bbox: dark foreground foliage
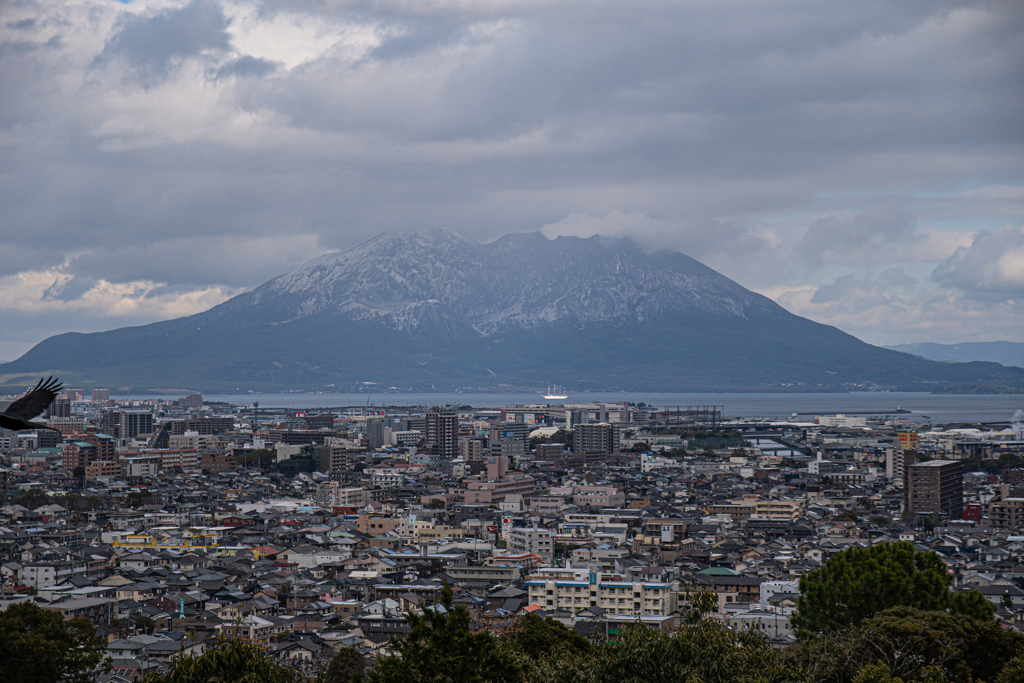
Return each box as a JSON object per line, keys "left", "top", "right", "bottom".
{"left": 147, "top": 585, "right": 1023, "bottom": 683}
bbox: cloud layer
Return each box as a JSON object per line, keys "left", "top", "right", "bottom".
{"left": 0, "top": 0, "right": 1022, "bottom": 360}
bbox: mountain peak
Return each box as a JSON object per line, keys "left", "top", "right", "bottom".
{"left": 6, "top": 229, "right": 1024, "bottom": 393}
{"left": 212, "top": 229, "right": 780, "bottom": 335}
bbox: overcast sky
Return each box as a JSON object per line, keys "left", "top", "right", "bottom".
{"left": 1, "top": 0, "right": 1022, "bottom": 361}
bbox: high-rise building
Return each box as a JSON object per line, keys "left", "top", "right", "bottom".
{"left": 66, "top": 388, "right": 85, "bottom": 401}
{"left": 119, "top": 411, "right": 154, "bottom": 439}
{"left": 366, "top": 419, "right": 390, "bottom": 449}
{"left": 91, "top": 388, "right": 110, "bottom": 403}
{"left": 100, "top": 410, "right": 121, "bottom": 438}
{"left": 46, "top": 397, "right": 71, "bottom": 419}
{"left": 424, "top": 408, "right": 458, "bottom": 462}
{"left": 906, "top": 460, "right": 963, "bottom": 518}
{"left": 574, "top": 423, "right": 620, "bottom": 456}
{"left": 886, "top": 447, "right": 915, "bottom": 480}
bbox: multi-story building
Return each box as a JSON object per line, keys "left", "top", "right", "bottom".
{"left": 85, "top": 459, "right": 124, "bottom": 478}
{"left": 508, "top": 526, "right": 554, "bottom": 564}
{"left": 572, "top": 485, "right": 625, "bottom": 508}
{"left": 62, "top": 433, "right": 117, "bottom": 470}
{"left": 47, "top": 418, "right": 87, "bottom": 435}
{"left": 424, "top": 408, "right": 458, "bottom": 463}
{"left": 46, "top": 397, "right": 71, "bottom": 419}
{"left": 989, "top": 497, "right": 1024, "bottom": 531}
{"left": 458, "top": 437, "right": 485, "bottom": 462}
{"left": 201, "top": 453, "right": 238, "bottom": 473}
{"left": 754, "top": 499, "right": 804, "bottom": 521}
{"left": 120, "top": 411, "right": 154, "bottom": 439}
{"left": 366, "top": 419, "right": 390, "bottom": 449}
{"left": 887, "top": 447, "right": 912, "bottom": 480}
{"left": 535, "top": 443, "right": 564, "bottom": 461}
{"left": 91, "top": 388, "right": 110, "bottom": 402}
{"left": 463, "top": 475, "right": 535, "bottom": 504}
{"left": 526, "top": 571, "right": 677, "bottom": 617}
{"left": 574, "top": 423, "right": 620, "bottom": 456}
{"left": 906, "top": 459, "right": 963, "bottom": 518}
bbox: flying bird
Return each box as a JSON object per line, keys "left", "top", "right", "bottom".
{"left": 0, "top": 376, "right": 63, "bottom": 432}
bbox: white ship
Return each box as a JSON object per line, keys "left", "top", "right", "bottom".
{"left": 542, "top": 385, "right": 568, "bottom": 400}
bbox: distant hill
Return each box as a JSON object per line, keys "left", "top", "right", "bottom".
{"left": 3, "top": 230, "right": 1024, "bottom": 394}
{"left": 885, "top": 342, "right": 1024, "bottom": 369}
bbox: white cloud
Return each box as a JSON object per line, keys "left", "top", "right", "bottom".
{"left": 933, "top": 223, "right": 1024, "bottom": 299}
{"left": 0, "top": 267, "right": 241, "bottom": 319}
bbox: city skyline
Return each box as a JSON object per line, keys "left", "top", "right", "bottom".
{"left": 0, "top": 0, "right": 1022, "bottom": 360}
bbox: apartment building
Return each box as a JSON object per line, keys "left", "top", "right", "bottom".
{"left": 754, "top": 499, "right": 804, "bottom": 521}
{"left": 574, "top": 423, "right": 620, "bottom": 455}
{"left": 572, "top": 485, "right": 625, "bottom": 508}
{"left": 526, "top": 571, "right": 676, "bottom": 616}
{"left": 508, "top": 526, "right": 554, "bottom": 564}
{"left": 463, "top": 475, "right": 535, "bottom": 504}
{"left": 906, "top": 460, "right": 963, "bottom": 518}
{"left": 989, "top": 498, "right": 1024, "bottom": 531}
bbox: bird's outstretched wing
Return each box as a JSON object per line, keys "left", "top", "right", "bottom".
{"left": 3, "top": 376, "right": 63, "bottom": 421}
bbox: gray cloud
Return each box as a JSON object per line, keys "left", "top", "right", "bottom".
{"left": 0, "top": 0, "right": 1022, "bottom": 355}
{"left": 801, "top": 202, "right": 916, "bottom": 263}
{"left": 932, "top": 223, "right": 1024, "bottom": 300}
{"left": 214, "top": 55, "right": 279, "bottom": 80}
{"left": 99, "top": 0, "right": 231, "bottom": 80}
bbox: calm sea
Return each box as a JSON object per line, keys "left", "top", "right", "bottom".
{"left": 123, "top": 391, "right": 1024, "bottom": 425}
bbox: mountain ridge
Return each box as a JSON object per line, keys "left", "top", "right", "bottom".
{"left": 3, "top": 229, "right": 1023, "bottom": 394}
{"left": 885, "top": 341, "right": 1024, "bottom": 369}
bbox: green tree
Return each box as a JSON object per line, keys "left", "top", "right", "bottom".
{"left": 134, "top": 615, "right": 156, "bottom": 635}
{"left": 322, "top": 646, "right": 366, "bottom": 683}
{"left": 996, "top": 653, "right": 1024, "bottom": 683}
{"left": 239, "top": 449, "right": 277, "bottom": 469}
{"left": 504, "top": 613, "right": 592, "bottom": 660}
{"left": 783, "top": 606, "right": 1024, "bottom": 683}
{"left": 949, "top": 588, "right": 995, "bottom": 621}
{"left": 368, "top": 584, "right": 521, "bottom": 683}
{"left": 0, "top": 601, "right": 106, "bottom": 683}
{"left": 12, "top": 488, "right": 52, "bottom": 509}
{"left": 125, "top": 490, "right": 153, "bottom": 508}
{"left": 792, "top": 542, "right": 969, "bottom": 634}
{"left": 426, "top": 498, "right": 447, "bottom": 509}
{"left": 144, "top": 636, "right": 302, "bottom": 683}
{"left": 527, "top": 616, "right": 796, "bottom": 683}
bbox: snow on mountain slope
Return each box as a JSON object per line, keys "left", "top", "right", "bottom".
{"left": 204, "top": 228, "right": 785, "bottom": 337}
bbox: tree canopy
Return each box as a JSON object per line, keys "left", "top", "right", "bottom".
{"left": 792, "top": 542, "right": 992, "bottom": 635}
{"left": 783, "top": 606, "right": 1024, "bottom": 683}
{"left": 0, "top": 601, "right": 106, "bottom": 683}
{"left": 504, "top": 612, "right": 592, "bottom": 660}
{"left": 322, "top": 646, "right": 366, "bottom": 683}
{"left": 368, "top": 584, "right": 521, "bottom": 683}
{"left": 143, "top": 636, "right": 301, "bottom": 683}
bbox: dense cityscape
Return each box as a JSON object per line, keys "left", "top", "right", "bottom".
{"left": 2, "top": 387, "right": 1024, "bottom": 681}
